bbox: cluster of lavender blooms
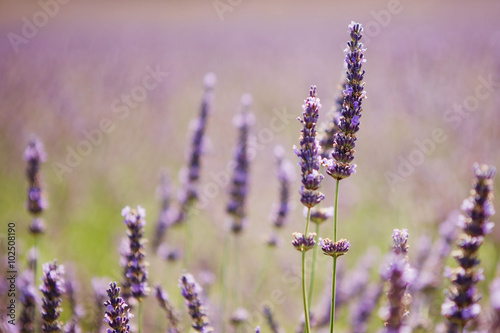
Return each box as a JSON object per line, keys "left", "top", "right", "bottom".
{"left": 323, "top": 22, "right": 366, "bottom": 180}
{"left": 267, "top": 145, "right": 294, "bottom": 246}
{"left": 227, "top": 94, "right": 254, "bottom": 233}
{"left": 121, "top": 206, "right": 149, "bottom": 302}
{"left": 179, "top": 273, "right": 214, "bottom": 333}
{"left": 380, "top": 229, "right": 414, "bottom": 332}
{"left": 442, "top": 164, "right": 496, "bottom": 331}
{"left": 174, "top": 73, "right": 217, "bottom": 225}
{"left": 294, "top": 85, "right": 325, "bottom": 209}
{"left": 154, "top": 285, "right": 181, "bottom": 333}
{"left": 24, "top": 137, "right": 47, "bottom": 234}
{"left": 19, "top": 271, "right": 37, "bottom": 333}
{"left": 40, "top": 261, "right": 65, "bottom": 332}
{"left": 104, "top": 282, "right": 133, "bottom": 333}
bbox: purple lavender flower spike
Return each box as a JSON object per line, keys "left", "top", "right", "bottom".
{"left": 381, "top": 229, "right": 413, "bottom": 332}
{"left": 325, "top": 22, "right": 366, "bottom": 180}
{"left": 227, "top": 94, "right": 254, "bottom": 233}
{"left": 104, "top": 282, "right": 133, "bottom": 333}
{"left": 294, "top": 86, "right": 325, "bottom": 208}
{"left": 179, "top": 273, "right": 214, "bottom": 333}
{"left": 174, "top": 73, "right": 216, "bottom": 225}
{"left": 40, "top": 261, "right": 65, "bottom": 333}
{"left": 272, "top": 145, "right": 294, "bottom": 229}
{"left": 155, "top": 285, "right": 181, "bottom": 333}
{"left": 122, "top": 206, "right": 149, "bottom": 302}
{"left": 24, "top": 137, "right": 48, "bottom": 215}
{"left": 19, "top": 271, "right": 36, "bottom": 333}
{"left": 263, "top": 306, "right": 281, "bottom": 333}
{"left": 442, "top": 164, "right": 496, "bottom": 331}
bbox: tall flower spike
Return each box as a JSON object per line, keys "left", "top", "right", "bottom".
{"left": 40, "top": 261, "right": 65, "bottom": 333}
{"left": 104, "top": 282, "right": 133, "bottom": 333}
{"left": 155, "top": 285, "right": 181, "bottom": 333}
{"left": 442, "top": 164, "right": 496, "bottom": 331}
{"left": 122, "top": 206, "right": 149, "bottom": 301}
{"left": 227, "top": 94, "right": 253, "bottom": 233}
{"left": 271, "top": 145, "right": 294, "bottom": 229}
{"left": 294, "top": 86, "right": 325, "bottom": 208}
{"left": 325, "top": 22, "right": 366, "bottom": 180}
{"left": 179, "top": 273, "right": 214, "bottom": 333}
{"left": 174, "top": 73, "right": 216, "bottom": 225}
{"left": 381, "top": 229, "right": 413, "bottom": 332}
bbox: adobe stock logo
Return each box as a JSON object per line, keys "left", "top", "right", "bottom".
{"left": 7, "top": 0, "right": 72, "bottom": 54}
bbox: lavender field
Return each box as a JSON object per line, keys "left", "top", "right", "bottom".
{"left": 1, "top": 1, "right": 500, "bottom": 332}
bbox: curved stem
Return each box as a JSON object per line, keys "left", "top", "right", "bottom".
{"left": 308, "top": 222, "right": 320, "bottom": 306}
{"left": 330, "top": 179, "right": 340, "bottom": 333}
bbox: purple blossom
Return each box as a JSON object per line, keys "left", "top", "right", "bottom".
{"left": 294, "top": 86, "right": 325, "bottom": 208}
{"left": 24, "top": 137, "right": 48, "bottom": 216}
{"left": 155, "top": 285, "right": 181, "bottom": 333}
{"left": 321, "top": 238, "right": 350, "bottom": 257}
{"left": 292, "top": 232, "right": 317, "bottom": 252}
{"left": 179, "top": 273, "right": 213, "bottom": 333}
{"left": 325, "top": 22, "right": 366, "bottom": 181}
{"left": 104, "top": 282, "right": 133, "bottom": 333}
{"left": 40, "top": 261, "right": 65, "bottom": 333}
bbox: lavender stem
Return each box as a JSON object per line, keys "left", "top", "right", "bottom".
{"left": 330, "top": 179, "right": 340, "bottom": 333}
{"left": 302, "top": 207, "right": 312, "bottom": 333}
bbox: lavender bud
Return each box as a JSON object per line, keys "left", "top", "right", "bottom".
{"left": 227, "top": 95, "right": 254, "bottom": 233}
{"left": 40, "top": 261, "right": 65, "bottom": 333}
{"left": 122, "top": 206, "right": 149, "bottom": 301}
{"left": 309, "top": 206, "right": 335, "bottom": 225}
{"left": 294, "top": 86, "right": 325, "bottom": 208}
{"left": 321, "top": 238, "right": 350, "bottom": 257}
{"left": 392, "top": 229, "right": 409, "bottom": 255}
{"left": 292, "top": 232, "right": 316, "bottom": 252}
{"left": 24, "top": 137, "right": 48, "bottom": 216}
{"left": 29, "top": 217, "right": 46, "bottom": 235}
{"left": 230, "top": 307, "right": 249, "bottom": 327}
{"left": 442, "top": 164, "right": 496, "bottom": 330}
{"left": 104, "top": 282, "right": 133, "bottom": 333}
{"left": 263, "top": 306, "right": 281, "bottom": 333}
{"left": 155, "top": 285, "right": 181, "bottom": 333}
{"left": 179, "top": 273, "right": 214, "bottom": 333}
{"left": 325, "top": 22, "right": 366, "bottom": 181}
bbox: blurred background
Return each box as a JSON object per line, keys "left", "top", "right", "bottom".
{"left": 1, "top": 0, "right": 500, "bottom": 331}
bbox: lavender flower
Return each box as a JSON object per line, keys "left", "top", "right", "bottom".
{"left": 292, "top": 232, "right": 317, "bottom": 252}
{"left": 122, "top": 206, "right": 149, "bottom": 301}
{"left": 271, "top": 145, "right": 294, "bottom": 229}
{"left": 104, "top": 282, "right": 133, "bottom": 333}
{"left": 381, "top": 229, "right": 413, "bottom": 332}
{"left": 174, "top": 73, "right": 216, "bottom": 225}
{"left": 227, "top": 94, "right": 253, "bottom": 233}
{"left": 40, "top": 261, "right": 65, "bottom": 333}
{"left": 230, "top": 307, "right": 249, "bottom": 328}
{"left": 179, "top": 273, "right": 214, "bottom": 333}
{"left": 152, "top": 172, "right": 172, "bottom": 251}
{"left": 19, "top": 271, "right": 36, "bottom": 333}
{"left": 294, "top": 86, "right": 325, "bottom": 208}
{"left": 321, "top": 238, "right": 350, "bottom": 257}
{"left": 155, "top": 285, "right": 181, "bottom": 333}
{"left": 442, "top": 164, "right": 496, "bottom": 331}
{"left": 24, "top": 137, "right": 48, "bottom": 215}
{"left": 263, "top": 306, "right": 281, "bottom": 333}
{"left": 324, "top": 22, "right": 366, "bottom": 180}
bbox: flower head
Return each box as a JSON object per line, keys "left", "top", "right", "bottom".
{"left": 294, "top": 86, "right": 325, "bottom": 208}
{"left": 321, "top": 238, "right": 350, "bottom": 257}
{"left": 104, "top": 282, "right": 133, "bottom": 333}
{"left": 309, "top": 206, "right": 335, "bottom": 225}
{"left": 179, "top": 273, "right": 214, "bottom": 333}
{"left": 292, "top": 232, "right": 316, "bottom": 252}
{"left": 25, "top": 137, "right": 48, "bottom": 216}
{"left": 40, "top": 261, "right": 65, "bottom": 332}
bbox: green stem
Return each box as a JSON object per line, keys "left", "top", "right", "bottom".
{"left": 233, "top": 234, "right": 240, "bottom": 307}
{"left": 138, "top": 301, "right": 143, "bottom": 333}
{"left": 330, "top": 179, "right": 340, "bottom": 333}
{"left": 308, "top": 222, "right": 320, "bottom": 306}
{"left": 301, "top": 207, "right": 312, "bottom": 333}
{"left": 253, "top": 246, "right": 272, "bottom": 299}
{"left": 330, "top": 256, "right": 338, "bottom": 333}
{"left": 220, "top": 234, "right": 231, "bottom": 333}
{"left": 301, "top": 251, "right": 311, "bottom": 333}
{"left": 183, "top": 211, "right": 191, "bottom": 269}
